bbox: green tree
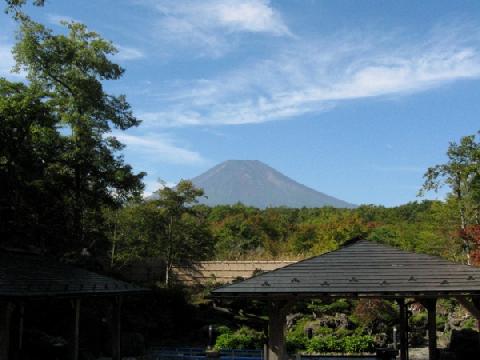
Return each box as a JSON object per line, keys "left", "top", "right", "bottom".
{"left": 153, "top": 180, "right": 212, "bottom": 286}
{"left": 106, "top": 181, "right": 212, "bottom": 286}
{"left": 0, "top": 79, "right": 66, "bottom": 250}
{"left": 105, "top": 201, "right": 165, "bottom": 268}
{"left": 2, "top": 13, "right": 144, "bottom": 256}
{"left": 420, "top": 133, "right": 480, "bottom": 263}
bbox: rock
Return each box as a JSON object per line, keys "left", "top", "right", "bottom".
{"left": 315, "top": 313, "right": 352, "bottom": 330}
{"left": 286, "top": 313, "right": 304, "bottom": 330}
{"left": 374, "top": 333, "right": 388, "bottom": 348}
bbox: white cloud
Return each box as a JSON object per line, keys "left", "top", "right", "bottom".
{"left": 115, "top": 45, "right": 145, "bottom": 61}
{"left": 0, "top": 44, "right": 24, "bottom": 80}
{"left": 142, "top": 178, "right": 177, "bottom": 197}
{"left": 115, "top": 133, "right": 207, "bottom": 165}
{"left": 140, "top": 25, "right": 480, "bottom": 127}
{"left": 46, "top": 14, "right": 78, "bottom": 25}
{"left": 145, "top": 0, "right": 290, "bottom": 57}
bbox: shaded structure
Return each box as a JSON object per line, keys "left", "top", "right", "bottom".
{"left": 0, "top": 250, "right": 147, "bottom": 360}
{"left": 211, "top": 240, "right": 480, "bottom": 360}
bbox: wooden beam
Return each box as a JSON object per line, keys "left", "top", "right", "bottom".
{"left": 423, "top": 299, "right": 437, "bottom": 360}
{"left": 397, "top": 298, "right": 408, "bottom": 360}
{"left": 473, "top": 297, "right": 480, "bottom": 331}
{"left": 456, "top": 296, "right": 480, "bottom": 331}
{"left": 0, "top": 301, "right": 14, "bottom": 360}
{"left": 111, "top": 296, "right": 122, "bottom": 360}
{"left": 455, "top": 296, "right": 480, "bottom": 318}
{"left": 72, "top": 299, "right": 81, "bottom": 360}
{"left": 455, "top": 296, "right": 480, "bottom": 320}
{"left": 267, "top": 300, "right": 291, "bottom": 360}
{"left": 18, "top": 302, "right": 24, "bottom": 351}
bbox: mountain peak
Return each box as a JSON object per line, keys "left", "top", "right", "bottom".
{"left": 191, "top": 160, "right": 355, "bottom": 208}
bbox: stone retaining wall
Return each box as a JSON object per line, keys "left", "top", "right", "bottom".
{"left": 173, "top": 260, "right": 295, "bottom": 284}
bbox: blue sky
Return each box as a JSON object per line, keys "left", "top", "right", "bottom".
{"left": 2, "top": 0, "right": 480, "bottom": 206}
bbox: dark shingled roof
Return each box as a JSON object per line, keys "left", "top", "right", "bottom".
{"left": 211, "top": 240, "right": 480, "bottom": 298}
{"left": 0, "top": 251, "right": 147, "bottom": 298}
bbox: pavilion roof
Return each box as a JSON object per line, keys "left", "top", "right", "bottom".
{"left": 211, "top": 240, "right": 480, "bottom": 298}
{"left": 0, "top": 250, "right": 147, "bottom": 298}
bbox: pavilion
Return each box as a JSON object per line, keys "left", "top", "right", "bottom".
{"left": 0, "top": 250, "right": 147, "bottom": 360}
{"left": 211, "top": 239, "right": 480, "bottom": 360}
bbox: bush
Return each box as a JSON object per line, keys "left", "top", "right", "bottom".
{"left": 214, "top": 327, "right": 265, "bottom": 350}
{"left": 410, "top": 312, "right": 427, "bottom": 328}
{"left": 343, "top": 335, "right": 375, "bottom": 353}
{"left": 309, "top": 299, "right": 352, "bottom": 315}
{"left": 307, "top": 336, "right": 342, "bottom": 353}
{"left": 462, "top": 317, "right": 477, "bottom": 330}
{"left": 286, "top": 332, "right": 308, "bottom": 353}
{"left": 306, "top": 335, "right": 375, "bottom": 354}
{"left": 436, "top": 315, "right": 447, "bottom": 331}
{"left": 316, "top": 326, "right": 334, "bottom": 336}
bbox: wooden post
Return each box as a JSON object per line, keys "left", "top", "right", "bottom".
{"left": 111, "top": 296, "right": 122, "bottom": 360}
{"left": 424, "top": 299, "right": 437, "bottom": 360}
{"left": 72, "top": 299, "right": 81, "bottom": 360}
{"left": 18, "top": 302, "right": 24, "bottom": 351}
{"left": 0, "top": 301, "right": 14, "bottom": 360}
{"left": 397, "top": 298, "right": 408, "bottom": 360}
{"left": 267, "top": 301, "right": 289, "bottom": 360}
{"left": 473, "top": 297, "right": 480, "bottom": 331}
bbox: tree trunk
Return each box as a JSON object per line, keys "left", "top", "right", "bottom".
{"left": 456, "top": 186, "right": 471, "bottom": 265}
{"left": 110, "top": 212, "right": 117, "bottom": 268}
{"left": 165, "top": 216, "right": 174, "bottom": 287}
{"left": 165, "top": 261, "right": 170, "bottom": 287}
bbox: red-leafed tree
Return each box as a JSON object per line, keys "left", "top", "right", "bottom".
{"left": 461, "top": 225, "right": 480, "bottom": 266}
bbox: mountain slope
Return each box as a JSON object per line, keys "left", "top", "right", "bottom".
{"left": 191, "top": 160, "right": 355, "bottom": 208}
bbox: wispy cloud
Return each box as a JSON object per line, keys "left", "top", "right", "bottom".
{"left": 139, "top": 24, "right": 480, "bottom": 127}
{"left": 143, "top": 0, "right": 290, "bottom": 57}
{"left": 46, "top": 15, "right": 144, "bottom": 61}
{"left": 115, "top": 45, "right": 145, "bottom": 61}
{"left": 142, "top": 178, "right": 177, "bottom": 197}
{"left": 115, "top": 133, "right": 207, "bottom": 165}
{"left": 46, "top": 14, "right": 78, "bottom": 25}
{"left": 0, "top": 43, "right": 24, "bottom": 80}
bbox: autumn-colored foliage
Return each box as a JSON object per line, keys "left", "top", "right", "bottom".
{"left": 461, "top": 225, "right": 480, "bottom": 266}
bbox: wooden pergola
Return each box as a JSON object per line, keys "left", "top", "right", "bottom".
{"left": 211, "top": 239, "right": 480, "bottom": 360}
{"left": 0, "top": 250, "right": 147, "bottom": 360}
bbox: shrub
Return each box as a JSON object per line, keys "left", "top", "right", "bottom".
{"left": 307, "top": 336, "right": 341, "bottom": 353}
{"left": 410, "top": 312, "right": 427, "bottom": 327}
{"left": 216, "top": 325, "right": 232, "bottom": 335}
{"left": 214, "top": 327, "right": 265, "bottom": 350}
{"left": 436, "top": 315, "right": 447, "bottom": 331}
{"left": 306, "top": 335, "right": 375, "bottom": 354}
{"left": 309, "top": 299, "right": 352, "bottom": 315}
{"left": 335, "top": 327, "right": 353, "bottom": 337}
{"left": 462, "top": 317, "right": 477, "bottom": 330}
{"left": 343, "top": 335, "right": 375, "bottom": 353}
{"left": 286, "top": 332, "right": 308, "bottom": 353}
